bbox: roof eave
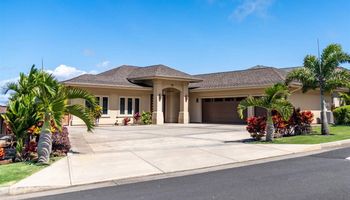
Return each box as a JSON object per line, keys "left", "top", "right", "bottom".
{"left": 63, "top": 82, "right": 152, "bottom": 91}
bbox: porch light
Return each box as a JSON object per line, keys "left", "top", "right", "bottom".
{"left": 185, "top": 94, "right": 188, "bottom": 102}
{"left": 158, "top": 93, "right": 162, "bottom": 101}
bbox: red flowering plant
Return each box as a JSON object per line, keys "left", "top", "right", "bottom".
{"left": 246, "top": 116, "right": 266, "bottom": 141}
{"left": 123, "top": 117, "right": 131, "bottom": 126}
{"left": 133, "top": 112, "right": 141, "bottom": 124}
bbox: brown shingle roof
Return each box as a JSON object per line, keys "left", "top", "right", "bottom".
{"left": 64, "top": 64, "right": 299, "bottom": 90}
{"left": 63, "top": 65, "right": 147, "bottom": 88}
{"left": 189, "top": 66, "right": 288, "bottom": 89}
{"left": 128, "top": 64, "right": 202, "bottom": 82}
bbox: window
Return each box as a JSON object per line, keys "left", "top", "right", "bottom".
{"left": 127, "top": 98, "right": 133, "bottom": 115}
{"left": 120, "top": 98, "right": 125, "bottom": 115}
{"left": 102, "top": 97, "right": 108, "bottom": 115}
{"left": 85, "top": 96, "right": 108, "bottom": 115}
{"left": 120, "top": 97, "right": 141, "bottom": 115}
{"left": 135, "top": 98, "right": 140, "bottom": 113}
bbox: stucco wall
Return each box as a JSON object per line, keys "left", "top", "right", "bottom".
{"left": 189, "top": 88, "right": 332, "bottom": 124}
{"left": 189, "top": 88, "right": 265, "bottom": 123}
{"left": 70, "top": 86, "right": 152, "bottom": 125}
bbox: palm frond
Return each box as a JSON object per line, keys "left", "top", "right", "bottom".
{"left": 65, "top": 104, "right": 94, "bottom": 132}
{"left": 271, "top": 100, "right": 294, "bottom": 120}
{"left": 285, "top": 67, "right": 318, "bottom": 92}
{"left": 237, "top": 96, "right": 268, "bottom": 119}
{"left": 64, "top": 87, "right": 96, "bottom": 106}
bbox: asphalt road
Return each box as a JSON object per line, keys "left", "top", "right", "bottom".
{"left": 31, "top": 147, "right": 350, "bottom": 200}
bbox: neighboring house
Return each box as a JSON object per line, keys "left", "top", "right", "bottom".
{"left": 63, "top": 64, "right": 338, "bottom": 125}
{"left": 0, "top": 106, "right": 7, "bottom": 134}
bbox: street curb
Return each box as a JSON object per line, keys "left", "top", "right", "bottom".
{"left": 3, "top": 141, "right": 350, "bottom": 199}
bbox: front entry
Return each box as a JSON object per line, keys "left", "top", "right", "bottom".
{"left": 163, "top": 88, "right": 180, "bottom": 123}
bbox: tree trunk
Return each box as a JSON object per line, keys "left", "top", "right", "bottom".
{"left": 320, "top": 85, "right": 330, "bottom": 135}
{"left": 265, "top": 113, "right": 274, "bottom": 142}
{"left": 37, "top": 114, "right": 52, "bottom": 164}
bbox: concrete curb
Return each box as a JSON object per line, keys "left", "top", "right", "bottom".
{"left": 3, "top": 140, "right": 350, "bottom": 199}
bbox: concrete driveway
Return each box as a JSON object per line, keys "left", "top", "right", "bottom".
{"left": 9, "top": 124, "right": 321, "bottom": 194}
{"left": 69, "top": 124, "right": 249, "bottom": 153}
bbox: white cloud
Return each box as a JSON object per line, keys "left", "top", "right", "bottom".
{"left": 230, "top": 0, "right": 274, "bottom": 21}
{"left": 0, "top": 77, "right": 18, "bottom": 105}
{"left": 96, "top": 60, "right": 111, "bottom": 68}
{"left": 46, "top": 64, "right": 95, "bottom": 81}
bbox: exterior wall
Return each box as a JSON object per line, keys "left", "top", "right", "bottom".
{"left": 189, "top": 88, "right": 265, "bottom": 123}
{"left": 69, "top": 86, "right": 152, "bottom": 125}
{"left": 190, "top": 88, "right": 333, "bottom": 124}
{"left": 289, "top": 90, "right": 332, "bottom": 123}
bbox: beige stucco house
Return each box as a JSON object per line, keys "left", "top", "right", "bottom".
{"left": 64, "top": 64, "right": 338, "bottom": 125}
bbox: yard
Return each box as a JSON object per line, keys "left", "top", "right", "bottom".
{"left": 265, "top": 125, "right": 350, "bottom": 144}
{"left": 0, "top": 157, "right": 61, "bottom": 186}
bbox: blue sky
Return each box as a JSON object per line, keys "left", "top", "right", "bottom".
{"left": 1, "top": 0, "right": 350, "bottom": 104}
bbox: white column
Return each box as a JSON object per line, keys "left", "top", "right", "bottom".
{"left": 178, "top": 83, "right": 189, "bottom": 124}
{"left": 152, "top": 80, "right": 164, "bottom": 124}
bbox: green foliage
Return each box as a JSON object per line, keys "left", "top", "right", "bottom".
{"left": 333, "top": 105, "right": 350, "bottom": 125}
{"left": 238, "top": 83, "right": 293, "bottom": 141}
{"left": 339, "top": 92, "right": 350, "bottom": 105}
{"left": 4, "top": 65, "right": 97, "bottom": 163}
{"left": 141, "top": 111, "right": 152, "bottom": 125}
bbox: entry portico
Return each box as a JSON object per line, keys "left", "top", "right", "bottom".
{"left": 127, "top": 65, "right": 202, "bottom": 124}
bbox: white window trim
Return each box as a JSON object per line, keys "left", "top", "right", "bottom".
{"left": 119, "top": 96, "right": 141, "bottom": 117}
{"left": 96, "top": 95, "right": 109, "bottom": 117}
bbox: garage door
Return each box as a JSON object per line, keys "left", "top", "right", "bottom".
{"left": 202, "top": 97, "right": 247, "bottom": 124}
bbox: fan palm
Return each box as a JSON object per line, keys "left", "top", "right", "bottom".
{"left": 286, "top": 44, "right": 350, "bottom": 135}
{"left": 237, "top": 83, "right": 294, "bottom": 141}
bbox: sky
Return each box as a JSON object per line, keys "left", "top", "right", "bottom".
{"left": 1, "top": 0, "right": 350, "bottom": 104}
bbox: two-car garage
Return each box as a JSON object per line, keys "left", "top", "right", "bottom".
{"left": 201, "top": 97, "right": 247, "bottom": 124}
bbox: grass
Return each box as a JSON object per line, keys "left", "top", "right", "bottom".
{"left": 257, "top": 125, "right": 350, "bottom": 144}
{"left": 0, "top": 157, "right": 62, "bottom": 186}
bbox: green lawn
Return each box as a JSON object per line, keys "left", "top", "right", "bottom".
{"left": 263, "top": 125, "right": 350, "bottom": 144}
{"left": 0, "top": 157, "right": 61, "bottom": 186}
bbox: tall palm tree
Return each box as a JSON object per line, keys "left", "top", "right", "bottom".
{"left": 237, "top": 83, "right": 294, "bottom": 142}
{"left": 286, "top": 44, "right": 350, "bottom": 135}
{"left": 33, "top": 70, "right": 96, "bottom": 163}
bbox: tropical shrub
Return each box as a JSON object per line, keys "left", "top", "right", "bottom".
{"left": 246, "top": 116, "right": 266, "bottom": 141}
{"left": 133, "top": 112, "right": 141, "bottom": 124}
{"left": 141, "top": 111, "right": 152, "bottom": 125}
{"left": 333, "top": 105, "right": 350, "bottom": 125}
{"left": 247, "top": 109, "right": 314, "bottom": 140}
{"left": 123, "top": 117, "right": 131, "bottom": 125}
{"left": 52, "top": 126, "right": 71, "bottom": 156}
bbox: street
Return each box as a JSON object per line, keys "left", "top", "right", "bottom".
{"left": 31, "top": 147, "right": 350, "bottom": 200}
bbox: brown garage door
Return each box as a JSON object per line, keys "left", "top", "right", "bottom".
{"left": 202, "top": 97, "right": 247, "bottom": 124}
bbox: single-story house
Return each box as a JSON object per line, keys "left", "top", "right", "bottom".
{"left": 63, "top": 64, "right": 339, "bottom": 125}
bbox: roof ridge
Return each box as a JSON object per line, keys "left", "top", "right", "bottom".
{"left": 194, "top": 66, "right": 274, "bottom": 76}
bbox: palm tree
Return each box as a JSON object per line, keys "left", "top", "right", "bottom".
{"left": 2, "top": 66, "right": 40, "bottom": 151}
{"left": 4, "top": 65, "right": 97, "bottom": 164}
{"left": 33, "top": 70, "right": 96, "bottom": 163}
{"left": 286, "top": 44, "right": 350, "bottom": 135}
{"left": 237, "top": 83, "right": 294, "bottom": 142}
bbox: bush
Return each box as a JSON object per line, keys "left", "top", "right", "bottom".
{"left": 51, "top": 126, "right": 71, "bottom": 156}
{"left": 133, "top": 112, "right": 141, "bottom": 124}
{"left": 247, "top": 109, "right": 314, "bottom": 140}
{"left": 246, "top": 116, "right": 266, "bottom": 140}
{"left": 123, "top": 117, "right": 131, "bottom": 126}
{"left": 333, "top": 105, "right": 350, "bottom": 125}
{"left": 141, "top": 111, "right": 152, "bottom": 125}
